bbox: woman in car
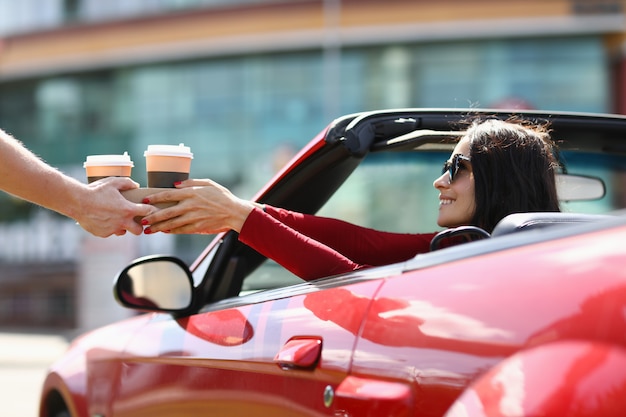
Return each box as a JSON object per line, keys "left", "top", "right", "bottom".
{"left": 140, "top": 118, "right": 561, "bottom": 281}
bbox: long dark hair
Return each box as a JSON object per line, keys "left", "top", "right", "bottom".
{"left": 467, "top": 118, "right": 561, "bottom": 232}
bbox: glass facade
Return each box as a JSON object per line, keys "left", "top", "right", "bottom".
{"left": 0, "top": 0, "right": 278, "bottom": 35}
{"left": 0, "top": 0, "right": 62, "bottom": 36}
{"left": 413, "top": 37, "right": 608, "bottom": 112}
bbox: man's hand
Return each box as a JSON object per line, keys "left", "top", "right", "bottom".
{"left": 76, "top": 177, "right": 157, "bottom": 237}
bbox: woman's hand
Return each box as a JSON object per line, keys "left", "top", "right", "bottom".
{"left": 140, "top": 179, "right": 256, "bottom": 235}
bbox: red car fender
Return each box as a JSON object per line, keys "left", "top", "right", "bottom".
{"left": 443, "top": 341, "right": 626, "bottom": 417}
{"left": 39, "top": 314, "right": 156, "bottom": 417}
{"left": 39, "top": 337, "right": 92, "bottom": 417}
{"left": 40, "top": 371, "right": 87, "bottom": 417}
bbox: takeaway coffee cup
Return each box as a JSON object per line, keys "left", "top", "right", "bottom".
{"left": 83, "top": 152, "right": 134, "bottom": 183}
{"left": 144, "top": 143, "right": 193, "bottom": 188}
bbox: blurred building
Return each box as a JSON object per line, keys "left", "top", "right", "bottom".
{"left": 0, "top": 0, "right": 624, "bottom": 329}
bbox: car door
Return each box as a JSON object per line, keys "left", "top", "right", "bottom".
{"left": 106, "top": 273, "right": 386, "bottom": 416}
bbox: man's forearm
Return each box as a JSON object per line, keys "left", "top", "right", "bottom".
{"left": 0, "top": 129, "right": 88, "bottom": 220}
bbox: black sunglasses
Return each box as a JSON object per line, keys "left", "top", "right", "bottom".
{"left": 442, "top": 154, "right": 471, "bottom": 182}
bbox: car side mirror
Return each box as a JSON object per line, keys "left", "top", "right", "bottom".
{"left": 114, "top": 255, "right": 195, "bottom": 314}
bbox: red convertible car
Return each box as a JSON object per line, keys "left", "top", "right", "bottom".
{"left": 40, "top": 109, "right": 626, "bottom": 417}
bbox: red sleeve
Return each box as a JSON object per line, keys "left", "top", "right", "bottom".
{"left": 263, "top": 205, "right": 435, "bottom": 265}
{"left": 239, "top": 207, "right": 362, "bottom": 281}
{"left": 239, "top": 206, "right": 436, "bottom": 281}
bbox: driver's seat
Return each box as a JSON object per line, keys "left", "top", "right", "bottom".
{"left": 491, "top": 212, "right": 614, "bottom": 237}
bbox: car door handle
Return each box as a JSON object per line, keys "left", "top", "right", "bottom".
{"left": 274, "top": 337, "right": 322, "bottom": 370}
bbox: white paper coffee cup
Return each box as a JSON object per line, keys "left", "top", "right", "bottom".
{"left": 144, "top": 143, "right": 193, "bottom": 188}
{"left": 84, "top": 152, "right": 134, "bottom": 183}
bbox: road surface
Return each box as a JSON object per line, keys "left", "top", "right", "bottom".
{"left": 0, "top": 331, "right": 69, "bottom": 417}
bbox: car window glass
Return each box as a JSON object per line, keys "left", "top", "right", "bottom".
{"left": 240, "top": 259, "right": 301, "bottom": 295}
{"left": 191, "top": 239, "right": 221, "bottom": 286}
{"left": 240, "top": 151, "right": 444, "bottom": 294}
{"left": 318, "top": 152, "right": 444, "bottom": 233}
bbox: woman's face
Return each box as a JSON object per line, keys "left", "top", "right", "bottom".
{"left": 433, "top": 136, "right": 476, "bottom": 228}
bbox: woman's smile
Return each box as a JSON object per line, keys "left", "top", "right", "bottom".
{"left": 433, "top": 137, "right": 476, "bottom": 228}
{"left": 439, "top": 197, "right": 454, "bottom": 206}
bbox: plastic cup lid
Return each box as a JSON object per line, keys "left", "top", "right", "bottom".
{"left": 84, "top": 152, "right": 134, "bottom": 167}
{"left": 144, "top": 143, "right": 193, "bottom": 159}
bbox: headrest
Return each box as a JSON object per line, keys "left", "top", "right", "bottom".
{"left": 491, "top": 212, "right": 613, "bottom": 237}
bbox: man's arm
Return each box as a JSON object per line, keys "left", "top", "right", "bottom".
{"left": 0, "top": 128, "right": 155, "bottom": 237}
